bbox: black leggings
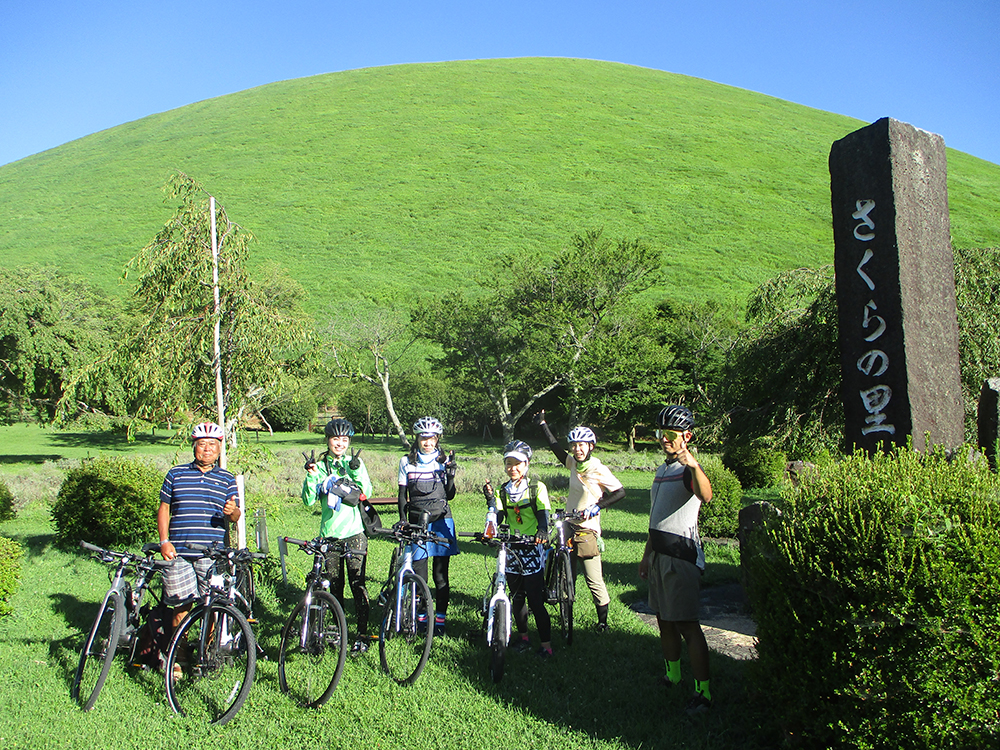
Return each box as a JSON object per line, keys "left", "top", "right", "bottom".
{"left": 508, "top": 571, "right": 552, "bottom": 643}
{"left": 324, "top": 535, "right": 370, "bottom": 635}
{"left": 412, "top": 556, "right": 451, "bottom": 615}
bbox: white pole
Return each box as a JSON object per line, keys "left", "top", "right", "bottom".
{"left": 210, "top": 195, "right": 227, "bottom": 469}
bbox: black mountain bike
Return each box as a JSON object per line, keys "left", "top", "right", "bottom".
{"left": 163, "top": 545, "right": 264, "bottom": 725}
{"left": 72, "top": 541, "right": 171, "bottom": 710}
{"left": 277, "top": 536, "right": 351, "bottom": 708}
{"left": 543, "top": 509, "right": 584, "bottom": 646}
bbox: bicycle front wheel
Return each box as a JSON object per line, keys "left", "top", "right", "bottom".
{"left": 489, "top": 599, "right": 508, "bottom": 684}
{"left": 557, "top": 553, "right": 574, "bottom": 646}
{"left": 165, "top": 603, "right": 256, "bottom": 725}
{"left": 379, "top": 573, "right": 433, "bottom": 685}
{"left": 71, "top": 591, "right": 123, "bottom": 710}
{"left": 278, "top": 591, "right": 348, "bottom": 708}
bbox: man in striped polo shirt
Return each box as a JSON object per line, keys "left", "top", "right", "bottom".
{"left": 157, "top": 422, "right": 241, "bottom": 629}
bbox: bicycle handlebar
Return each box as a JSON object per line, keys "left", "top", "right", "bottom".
{"left": 458, "top": 529, "right": 537, "bottom": 547}
{"left": 281, "top": 536, "right": 368, "bottom": 556}
{"left": 79, "top": 540, "right": 172, "bottom": 569}
{"left": 372, "top": 523, "right": 450, "bottom": 547}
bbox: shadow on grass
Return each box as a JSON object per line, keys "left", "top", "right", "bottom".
{"left": 45, "top": 431, "right": 179, "bottom": 451}
{"left": 0, "top": 454, "right": 64, "bottom": 464}
{"left": 441, "top": 613, "right": 774, "bottom": 749}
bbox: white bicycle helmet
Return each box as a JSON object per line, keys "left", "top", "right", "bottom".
{"left": 413, "top": 416, "right": 444, "bottom": 436}
{"left": 567, "top": 426, "right": 597, "bottom": 444}
{"left": 503, "top": 440, "right": 533, "bottom": 463}
{"left": 191, "top": 422, "right": 224, "bottom": 441}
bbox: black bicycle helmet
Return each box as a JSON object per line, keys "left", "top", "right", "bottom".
{"left": 324, "top": 418, "right": 355, "bottom": 438}
{"left": 656, "top": 405, "right": 694, "bottom": 431}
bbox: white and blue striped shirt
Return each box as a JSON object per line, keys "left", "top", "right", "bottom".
{"left": 160, "top": 462, "right": 238, "bottom": 556}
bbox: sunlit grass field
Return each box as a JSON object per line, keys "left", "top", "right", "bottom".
{"left": 2, "top": 58, "right": 998, "bottom": 316}
{"left": 0, "top": 434, "right": 771, "bottom": 749}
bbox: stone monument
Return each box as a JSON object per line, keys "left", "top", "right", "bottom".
{"left": 829, "top": 118, "right": 964, "bottom": 453}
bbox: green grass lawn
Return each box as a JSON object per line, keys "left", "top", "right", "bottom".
{"left": 2, "top": 58, "right": 998, "bottom": 316}
{"left": 0, "top": 436, "right": 774, "bottom": 749}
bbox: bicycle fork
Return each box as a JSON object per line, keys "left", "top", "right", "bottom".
{"left": 485, "top": 545, "right": 511, "bottom": 647}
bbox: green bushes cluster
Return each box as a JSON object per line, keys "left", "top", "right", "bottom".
{"left": 697, "top": 454, "right": 742, "bottom": 538}
{"left": 0, "top": 536, "right": 24, "bottom": 618}
{"left": 722, "top": 439, "right": 787, "bottom": 489}
{"left": 0, "top": 480, "right": 15, "bottom": 522}
{"left": 262, "top": 395, "right": 318, "bottom": 432}
{"left": 746, "top": 446, "right": 1000, "bottom": 749}
{"left": 51, "top": 456, "right": 163, "bottom": 549}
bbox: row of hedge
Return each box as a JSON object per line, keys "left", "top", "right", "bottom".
{"left": 746, "top": 446, "right": 1000, "bottom": 749}
{"left": 0, "top": 480, "right": 21, "bottom": 618}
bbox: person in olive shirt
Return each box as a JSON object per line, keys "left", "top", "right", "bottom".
{"left": 302, "top": 418, "right": 374, "bottom": 654}
{"left": 483, "top": 440, "right": 554, "bottom": 656}
{"left": 535, "top": 411, "right": 626, "bottom": 632}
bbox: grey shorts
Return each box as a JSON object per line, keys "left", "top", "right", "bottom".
{"left": 162, "top": 556, "right": 214, "bottom": 606}
{"left": 646, "top": 552, "right": 701, "bottom": 622}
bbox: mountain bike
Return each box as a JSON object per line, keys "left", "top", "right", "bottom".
{"left": 72, "top": 541, "right": 171, "bottom": 710}
{"left": 543, "top": 509, "right": 584, "bottom": 646}
{"left": 163, "top": 544, "right": 264, "bottom": 725}
{"left": 277, "top": 536, "right": 351, "bottom": 708}
{"left": 370, "top": 519, "right": 449, "bottom": 685}
{"left": 459, "top": 526, "right": 535, "bottom": 683}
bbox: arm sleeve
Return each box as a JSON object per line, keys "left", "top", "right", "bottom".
{"left": 397, "top": 484, "right": 408, "bottom": 521}
{"left": 597, "top": 486, "right": 627, "bottom": 510}
{"left": 539, "top": 421, "right": 569, "bottom": 465}
{"left": 348, "top": 460, "right": 375, "bottom": 498}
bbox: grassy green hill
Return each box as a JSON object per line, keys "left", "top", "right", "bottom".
{"left": 2, "top": 57, "right": 998, "bottom": 313}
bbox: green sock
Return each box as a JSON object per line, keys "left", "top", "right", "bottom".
{"left": 694, "top": 679, "right": 712, "bottom": 701}
{"left": 664, "top": 659, "right": 681, "bottom": 685}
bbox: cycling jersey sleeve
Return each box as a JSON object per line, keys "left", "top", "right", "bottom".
{"left": 539, "top": 420, "right": 569, "bottom": 465}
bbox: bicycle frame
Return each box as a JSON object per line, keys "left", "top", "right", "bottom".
{"left": 484, "top": 542, "right": 511, "bottom": 647}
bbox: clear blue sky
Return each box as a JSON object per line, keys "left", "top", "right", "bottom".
{"left": 2, "top": 0, "right": 997, "bottom": 168}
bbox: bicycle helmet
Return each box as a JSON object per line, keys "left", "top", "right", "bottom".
{"left": 191, "top": 422, "right": 224, "bottom": 441}
{"left": 656, "top": 405, "right": 695, "bottom": 432}
{"left": 412, "top": 416, "right": 444, "bottom": 436}
{"left": 567, "top": 426, "right": 597, "bottom": 444}
{"left": 324, "top": 418, "right": 355, "bottom": 438}
{"left": 503, "top": 440, "right": 533, "bottom": 463}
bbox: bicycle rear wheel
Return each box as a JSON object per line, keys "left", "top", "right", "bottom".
{"left": 278, "top": 591, "right": 348, "bottom": 708}
{"left": 71, "top": 591, "right": 123, "bottom": 710}
{"left": 379, "top": 573, "right": 433, "bottom": 685}
{"left": 165, "top": 603, "right": 256, "bottom": 725}
{"left": 489, "top": 600, "right": 508, "bottom": 683}
{"left": 557, "top": 553, "right": 574, "bottom": 646}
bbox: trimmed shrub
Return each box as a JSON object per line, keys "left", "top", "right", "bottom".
{"left": 722, "top": 439, "right": 787, "bottom": 489}
{"left": 0, "top": 480, "right": 14, "bottom": 522}
{"left": 51, "top": 456, "right": 163, "bottom": 550}
{"left": 262, "top": 395, "right": 318, "bottom": 432}
{"left": 0, "top": 535, "right": 24, "bottom": 618}
{"left": 746, "top": 446, "right": 1000, "bottom": 749}
{"left": 697, "top": 454, "right": 742, "bottom": 538}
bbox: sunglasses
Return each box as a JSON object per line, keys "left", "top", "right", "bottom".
{"left": 655, "top": 429, "right": 683, "bottom": 441}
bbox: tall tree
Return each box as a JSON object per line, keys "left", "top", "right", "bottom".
{"left": 0, "top": 267, "right": 121, "bottom": 423}
{"left": 322, "top": 299, "right": 418, "bottom": 448}
{"left": 61, "top": 174, "right": 312, "bottom": 445}
{"left": 413, "top": 230, "right": 665, "bottom": 442}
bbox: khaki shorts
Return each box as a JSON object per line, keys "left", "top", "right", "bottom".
{"left": 646, "top": 552, "right": 701, "bottom": 622}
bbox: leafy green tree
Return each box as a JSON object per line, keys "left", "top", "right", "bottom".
{"left": 322, "top": 299, "right": 421, "bottom": 447}
{"left": 954, "top": 246, "right": 1000, "bottom": 433}
{"left": 413, "top": 230, "right": 665, "bottom": 443}
{"left": 0, "top": 267, "right": 121, "bottom": 424}
{"left": 60, "top": 174, "right": 313, "bottom": 446}
{"left": 723, "top": 266, "right": 842, "bottom": 459}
